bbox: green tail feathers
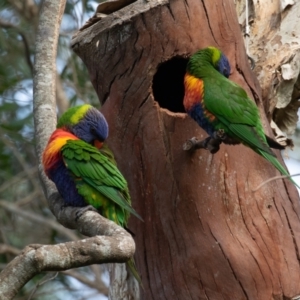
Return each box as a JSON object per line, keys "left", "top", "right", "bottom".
{"left": 127, "top": 258, "right": 143, "bottom": 286}
{"left": 258, "top": 150, "right": 300, "bottom": 189}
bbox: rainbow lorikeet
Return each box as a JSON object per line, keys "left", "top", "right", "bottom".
{"left": 183, "top": 47, "right": 298, "bottom": 188}
{"left": 43, "top": 104, "right": 142, "bottom": 283}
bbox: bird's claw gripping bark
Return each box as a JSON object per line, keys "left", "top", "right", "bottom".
{"left": 183, "top": 129, "right": 226, "bottom": 153}
{"left": 204, "top": 137, "right": 221, "bottom": 154}
{"left": 183, "top": 137, "right": 201, "bottom": 151}
{"left": 75, "top": 205, "right": 98, "bottom": 221}
{"left": 213, "top": 129, "right": 226, "bottom": 141}
{"left": 183, "top": 136, "right": 221, "bottom": 154}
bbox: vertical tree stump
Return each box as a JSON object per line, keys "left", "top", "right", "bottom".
{"left": 71, "top": 0, "right": 300, "bottom": 299}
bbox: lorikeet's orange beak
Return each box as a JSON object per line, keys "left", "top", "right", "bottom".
{"left": 93, "top": 140, "right": 103, "bottom": 149}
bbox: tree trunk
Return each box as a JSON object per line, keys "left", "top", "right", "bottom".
{"left": 71, "top": 0, "right": 300, "bottom": 299}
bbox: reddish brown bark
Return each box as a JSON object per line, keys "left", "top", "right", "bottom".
{"left": 72, "top": 0, "right": 300, "bottom": 299}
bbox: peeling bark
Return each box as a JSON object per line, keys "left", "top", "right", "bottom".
{"left": 235, "top": 0, "right": 300, "bottom": 140}
{"left": 72, "top": 0, "right": 300, "bottom": 299}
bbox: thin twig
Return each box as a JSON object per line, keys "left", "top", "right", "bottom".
{"left": 15, "top": 189, "right": 42, "bottom": 206}
{"left": 252, "top": 173, "right": 300, "bottom": 192}
{"left": 27, "top": 272, "right": 58, "bottom": 300}
{"left": 0, "top": 19, "right": 34, "bottom": 74}
{"left": 90, "top": 264, "right": 104, "bottom": 285}
{"left": 6, "top": 0, "right": 38, "bottom": 22}
{"left": 0, "top": 200, "right": 78, "bottom": 241}
{"left": 61, "top": 269, "right": 109, "bottom": 295}
{"left": 0, "top": 168, "right": 38, "bottom": 194}
{"left": 0, "top": 19, "right": 16, "bottom": 28}
{"left": 0, "top": 244, "right": 20, "bottom": 256}
{"left": 1, "top": 136, "right": 39, "bottom": 191}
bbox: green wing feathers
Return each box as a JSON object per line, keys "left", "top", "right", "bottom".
{"left": 225, "top": 123, "right": 275, "bottom": 157}
{"left": 62, "top": 140, "right": 142, "bottom": 225}
{"left": 204, "top": 76, "right": 258, "bottom": 127}
{"left": 205, "top": 72, "right": 299, "bottom": 188}
{"left": 63, "top": 140, "right": 143, "bottom": 283}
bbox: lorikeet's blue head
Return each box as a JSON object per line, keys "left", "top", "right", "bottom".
{"left": 215, "top": 52, "right": 231, "bottom": 78}
{"left": 187, "top": 46, "right": 231, "bottom": 78}
{"left": 57, "top": 104, "right": 109, "bottom": 144}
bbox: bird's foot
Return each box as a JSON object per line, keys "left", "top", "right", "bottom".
{"left": 204, "top": 137, "right": 221, "bottom": 154}
{"left": 183, "top": 137, "right": 202, "bottom": 151}
{"left": 213, "top": 129, "right": 227, "bottom": 141}
{"left": 75, "top": 205, "right": 98, "bottom": 221}
{"left": 183, "top": 136, "right": 221, "bottom": 154}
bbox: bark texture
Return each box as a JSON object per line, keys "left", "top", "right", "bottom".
{"left": 72, "top": 0, "right": 300, "bottom": 299}
{"left": 236, "top": 0, "right": 300, "bottom": 141}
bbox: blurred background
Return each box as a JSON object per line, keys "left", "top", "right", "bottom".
{"left": 0, "top": 0, "right": 299, "bottom": 299}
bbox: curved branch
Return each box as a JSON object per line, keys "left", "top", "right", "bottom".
{"left": 0, "top": 211, "right": 135, "bottom": 300}
{"left": 0, "top": 0, "right": 137, "bottom": 299}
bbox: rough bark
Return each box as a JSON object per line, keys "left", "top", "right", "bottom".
{"left": 72, "top": 0, "right": 300, "bottom": 299}
{"left": 0, "top": 0, "right": 136, "bottom": 299}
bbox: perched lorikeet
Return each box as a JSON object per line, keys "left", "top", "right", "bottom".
{"left": 183, "top": 46, "right": 298, "bottom": 188}
{"left": 43, "top": 104, "right": 142, "bottom": 283}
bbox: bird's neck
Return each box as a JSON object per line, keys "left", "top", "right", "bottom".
{"left": 43, "top": 129, "right": 78, "bottom": 171}
{"left": 188, "top": 63, "right": 220, "bottom": 79}
{"left": 183, "top": 73, "right": 204, "bottom": 111}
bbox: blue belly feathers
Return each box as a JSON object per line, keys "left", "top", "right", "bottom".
{"left": 48, "top": 160, "right": 87, "bottom": 207}
{"left": 188, "top": 103, "right": 215, "bottom": 137}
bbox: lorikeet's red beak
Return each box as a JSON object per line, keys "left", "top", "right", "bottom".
{"left": 93, "top": 140, "right": 103, "bottom": 149}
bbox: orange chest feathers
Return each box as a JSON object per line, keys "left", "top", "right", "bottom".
{"left": 183, "top": 73, "right": 204, "bottom": 111}
{"left": 183, "top": 73, "right": 216, "bottom": 122}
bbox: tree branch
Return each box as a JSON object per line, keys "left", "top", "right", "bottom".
{"left": 15, "top": 189, "right": 41, "bottom": 206}
{"left": 0, "top": 0, "right": 137, "bottom": 299}
{"left": 0, "top": 19, "right": 34, "bottom": 74}
{"left": 6, "top": 0, "right": 38, "bottom": 22}
{"left": 1, "top": 133, "right": 39, "bottom": 192}
{"left": 0, "top": 167, "right": 37, "bottom": 194}
{"left": 0, "top": 211, "right": 135, "bottom": 300}
{"left": 0, "top": 244, "right": 20, "bottom": 256}
{"left": 0, "top": 200, "right": 78, "bottom": 241}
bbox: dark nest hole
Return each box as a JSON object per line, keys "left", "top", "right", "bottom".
{"left": 152, "top": 56, "right": 188, "bottom": 113}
